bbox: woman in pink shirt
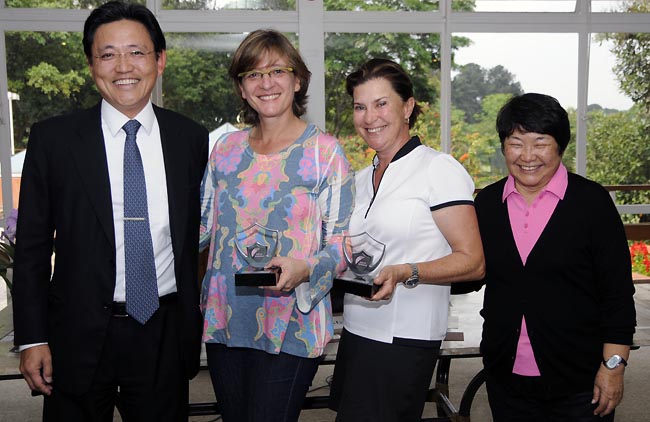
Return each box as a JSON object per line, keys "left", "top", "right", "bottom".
{"left": 471, "top": 93, "right": 636, "bottom": 421}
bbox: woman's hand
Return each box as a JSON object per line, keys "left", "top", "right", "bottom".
{"left": 592, "top": 364, "right": 625, "bottom": 416}
{"left": 265, "top": 256, "right": 310, "bottom": 292}
{"left": 368, "top": 264, "right": 411, "bottom": 301}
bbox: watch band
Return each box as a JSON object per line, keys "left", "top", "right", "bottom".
{"left": 603, "top": 354, "right": 628, "bottom": 369}
{"left": 404, "top": 263, "right": 419, "bottom": 288}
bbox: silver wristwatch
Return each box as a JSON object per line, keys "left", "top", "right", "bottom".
{"left": 603, "top": 354, "right": 627, "bottom": 369}
{"left": 404, "top": 263, "right": 419, "bottom": 288}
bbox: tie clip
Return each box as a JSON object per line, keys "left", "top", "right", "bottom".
{"left": 124, "top": 217, "right": 146, "bottom": 221}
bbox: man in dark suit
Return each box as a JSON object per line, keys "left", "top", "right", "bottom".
{"left": 12, "top": 1, "right": 208, "bottom": 420}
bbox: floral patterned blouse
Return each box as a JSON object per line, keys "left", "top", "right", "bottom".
{"left": 199, "top": 124, "right": 354, "bottom": 358}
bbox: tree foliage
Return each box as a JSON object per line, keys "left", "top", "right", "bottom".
{"left": 588, "top": 107, "right": 650, "bottom": 180}
{"left": 162, "top": 34, "right": 241, "bottom": 131}
{"left": 603, "top": 0, "right": 650, "bottom": 113}
{"left": 452, "top": 63, "right": 523, "bottom": 123}
{"left": 324, "top": 0, "right": 474, "bottom": 139}
{"left": 6, "top": 0, "right": 649, "bottom": 219}
{"left": 6, "top": 30, "right": 98, "bottom": 150}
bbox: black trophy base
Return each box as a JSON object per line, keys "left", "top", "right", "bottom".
{"left": 333, "top": 272, "right": 378, "bottom": 298}
{"left": 235, "top": 267, "right": 280, "bottom": 286}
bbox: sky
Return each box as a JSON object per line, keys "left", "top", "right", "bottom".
{"left": 453, "top": 33, "right": 633, "bottom": 111}
{"left": 454, "top": 1, "right": 634, "bottom": 111}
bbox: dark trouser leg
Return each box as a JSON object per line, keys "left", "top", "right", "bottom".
{"left": 44, "top": 300, "right": 186, "bottom": 422}
{"left": 206, "top": 343, "right": 321, "bottom": 422}
{"left": 205, "top": 343, "right": 248, "bottom": 422}
{"left": 114, "top": 302, "right": 186, "bottom": 422}
{"left": 487, "top": 375, "right": 615, "bottom": 422}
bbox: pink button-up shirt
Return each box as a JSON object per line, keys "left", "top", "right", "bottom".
{"left": 502, "top": 163, "right": 568, "bottom": 376}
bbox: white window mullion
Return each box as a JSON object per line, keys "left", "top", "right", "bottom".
{"left": 575, "top": 0, "right": 591, "bottom": 177}
{"left": 299, "top": 0, "right": 325, "bottom": 130}
{"left": 440, "top": 0, "right": 452, "bottom": 154}
{"left": 0, "top": 30, "right": 13, "bottom": 225}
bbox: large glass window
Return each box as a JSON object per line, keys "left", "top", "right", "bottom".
{"left": 163, "top": 32, "right": 244, "bottom": 134}
{"left": 1, "top": 0, "right": 649, "bottom": 216}
{"left": 325, "top": 0, "right": 438, "bottom": 12}
{"left": 3, "top": 30, "right": 94, "bottom": 217}
{"left": 454, "top": 0, "right": 577, "bottom": 12}
{"left": 587, "top": 32, "right": 649, "bottom": 220}
{"left": 6, "top": 0, "right": 144, "bottom": 9}
{"left": 162, "top": 0, "right": 294, "bottom": 11}
{"left": 592, "top": 0, "right": 647, "bottom": 12}
{"left": 324, "top": 32, "right": 441, "bottom": 171}
{"left": 162, "top": 32, "right": 299, "bottom": 151}
{"left": 451, "top": 33, "right": 578, "bottom": 187}
{"left": 6, "top": 31, "right": 93, "bottom": 153}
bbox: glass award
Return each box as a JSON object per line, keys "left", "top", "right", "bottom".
{"left": 234, "top": 223, "right": 281, "bottom": 286}
{"left": 333, "top": 232, "right": 386, "bottom": 298}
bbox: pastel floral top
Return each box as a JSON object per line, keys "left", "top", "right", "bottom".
{"left": 199, "top": 124, "right": 354, "bottom": 358}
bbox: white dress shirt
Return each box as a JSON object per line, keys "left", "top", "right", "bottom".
{"left": 101, "top": 100, "right": 176, "bottom": 302}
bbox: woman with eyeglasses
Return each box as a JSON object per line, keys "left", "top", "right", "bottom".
{"left": 198, "top": 29, "right": 354, "bottom": 422}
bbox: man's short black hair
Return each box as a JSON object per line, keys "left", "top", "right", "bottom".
{"left": 83, "top": 1, "right": 166, "bottom": 63}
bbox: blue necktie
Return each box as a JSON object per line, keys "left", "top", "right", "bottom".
{"left": 123, "top": 119, "right": 159, "bottom": 324}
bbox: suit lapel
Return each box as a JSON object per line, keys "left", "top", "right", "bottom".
{"left": 69, "top": 104, "right": 116, "bottom": 249}
{"left": 155, "top": 106, "right": 187, "bottom": 260}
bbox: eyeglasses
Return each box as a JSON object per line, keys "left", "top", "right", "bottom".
{"left": 94, "top": 50, "right": 155, "bottom": 63}
{"left": 237, "top": 67, "right": 294, "bottom": 82}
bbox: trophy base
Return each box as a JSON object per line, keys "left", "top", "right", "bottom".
{"left": 333, "top": 271, "right": 378, "bottom": 298}
{"left": 235, "top": 266, "right": 280, "bottom": 287}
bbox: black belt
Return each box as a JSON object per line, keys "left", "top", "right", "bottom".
{"left": 110, "top": 293, "right": 178, "bottom": 317}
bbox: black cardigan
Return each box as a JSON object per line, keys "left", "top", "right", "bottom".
{"left": 474, "top": 173, "right": 636, "bottom": 395}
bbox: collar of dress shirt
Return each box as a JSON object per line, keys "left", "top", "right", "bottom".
{"left": 502, "top": 162, "right": 569, "bottom": 203}
{"left": 100, "top": 99, "right": 156, "bottom": 138}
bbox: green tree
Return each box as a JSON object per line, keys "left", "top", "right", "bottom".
{"left": 454, "top": 93, "right": 511, "bottom": 187}
{"left": 324, "top": 0, "right": 474, "bottom": 139}
{"left": 602, "top": 0, "right": 650, "bottom": 113}
{"left": 587, "top": 107, "right": 650, "bottom": 197}
{"left": 163, "top": 34, "right": 241, "bottom": 132}
{"left": 452, "top": 63, "right": 523, "bottom": 123}
{"left": 6, "top": 30, "right": 98, "bottom": 150}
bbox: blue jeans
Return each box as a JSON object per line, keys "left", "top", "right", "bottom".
{"left": 205, "top": 343, "right": 322, "bottom": 422}
{"left": 486, "top": 375, "right": 615, "bottom": 422}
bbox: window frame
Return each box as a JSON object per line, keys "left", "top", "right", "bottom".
{"left": 1, "top": 0, "right": 650, "bottom": 222}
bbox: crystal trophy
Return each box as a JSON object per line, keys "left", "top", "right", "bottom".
{"left": 234, "top": 223, "right": 281, "bottom": 286}
{"left": 333, "top": 232, "right": 386, "bottom": 298}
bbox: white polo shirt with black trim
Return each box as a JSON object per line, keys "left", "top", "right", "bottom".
{"left": 343, "top": 137, "right": 475, "bottom": 344}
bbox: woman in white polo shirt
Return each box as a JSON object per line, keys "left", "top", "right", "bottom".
{"left": 329, "top": 58, "right": 485, "bottom": 422}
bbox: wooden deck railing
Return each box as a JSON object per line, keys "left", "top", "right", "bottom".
{"left": 604, "top": 185, "right": 650, "bottom": 241}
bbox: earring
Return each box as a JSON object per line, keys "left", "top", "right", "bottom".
{"left": 404, "top": 117, "right": 409, "bottom": 124}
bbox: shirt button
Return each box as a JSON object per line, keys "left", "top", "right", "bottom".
{"left": 524, "top": 223, "right": 528, "bottom": 229}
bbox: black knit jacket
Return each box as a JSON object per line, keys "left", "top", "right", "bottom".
{"left": 475, "top": 173, "right": 636, "bottom": 395}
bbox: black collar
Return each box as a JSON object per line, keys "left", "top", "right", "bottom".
{"left": 372, "top": 135, "right": 422, "bottom": 167}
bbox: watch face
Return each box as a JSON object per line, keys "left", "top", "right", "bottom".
{"left": 404, "top": 277, "right": 418, "bottom": 288}
{"left": 605, "top": 355, "right": 623, "bottom": 369}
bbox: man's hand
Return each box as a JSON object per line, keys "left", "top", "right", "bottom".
{"left": 19, "top": 344, "right": 53, "bottom": 395}
{"left": 592, "top": 364, "right": 624, "bottom": 416}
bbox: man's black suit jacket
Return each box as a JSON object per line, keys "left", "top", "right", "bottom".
{"left": 12, "top": 103, "right": 208, "bottom": 395}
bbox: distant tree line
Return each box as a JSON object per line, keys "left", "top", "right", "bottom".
{"left": 5, "top": 0, "right": 649, "bottom": 216}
